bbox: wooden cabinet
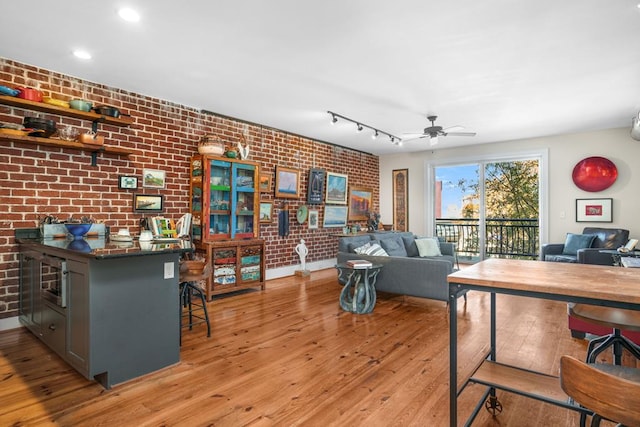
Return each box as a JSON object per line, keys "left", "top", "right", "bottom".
{"left": 202, "top": 239, "right": 266, "bottom": 300}
{"left": 189, "top": 155, "right": 260, "bottom": 242}
{"left": 0, "top": 94, "right": 133, "bottom": 165}
{"left": 188, "top": 155, "right": 265, "bottom": 299}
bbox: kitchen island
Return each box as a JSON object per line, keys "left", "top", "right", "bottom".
{"left": 17, "top": 231, "right": 192, "bottom": 388}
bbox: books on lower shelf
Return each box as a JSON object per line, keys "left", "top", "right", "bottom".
{"left": 346, "top": 259, "right": 373, "bottom": 269}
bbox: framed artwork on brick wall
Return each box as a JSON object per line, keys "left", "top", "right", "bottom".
{"left": 275, "top": 166, "right": 300, "bottom": 198}
{"left": 348, "top": 186, "right": 373, "bottom": 221}
{"left": 393, "top": 169, "right": 408, "bottom": 231}
{"left": 326, "top": 172, "right": 348, "bottom": 204}
{"left": 307, "top": 168, "right": 325, "bottom": 204}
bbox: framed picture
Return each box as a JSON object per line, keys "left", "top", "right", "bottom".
{"left": 576, "top": 198, "right": 612, "bottom": 222}
{"left": 133, "top": 194, "right": 164, "bottom": 213}
{"left": 118, "top": 175, "right": 138, "bottom": 189}
{"left": 348, "top": 186, "right": 373, "bottom": 221}
{"left": 142, "top": 169, "right": 166, "bottom": 189}
{"left": 307, "top": 168, "right": 325, "bottom": 204}
{"left": 393, "top": 169, "right": 409, "bottom": 232}
{"left": 259, "top": 172, "right": 272, "bottom": 193}
{"left": 259, "top": 202, "right": 273, "bottom": 223}
{"left": 308, "top": 209, "right": 319, "bottom": 229}
{"left": 326, "top": 171, "right": 348, "bottom": 204}
{"left": 323, "top": 205, "right": 348, "bottom": 228}
{"left": 275, "top": 166, "right": 300, "bottom": 198}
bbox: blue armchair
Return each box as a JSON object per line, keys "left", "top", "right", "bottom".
{"left": 541, "top": 227, "right": 629, "bottom": 265}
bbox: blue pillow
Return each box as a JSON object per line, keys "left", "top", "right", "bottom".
{"left": 562, "top": 233, "right": 597, "bottom": 255}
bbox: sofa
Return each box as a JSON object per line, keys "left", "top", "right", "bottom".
{"left": 541, "top": 227, "right": 640, "bottom": 344}
{"left": 336, "top": 231, "right": 458, "bottom": 302}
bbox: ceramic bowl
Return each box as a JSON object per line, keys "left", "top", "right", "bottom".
{"left": 69, "top": 99, "right": 92, "bottom": 112}
{"left": 64, "top": 223, "right": 92, "bottom": 239}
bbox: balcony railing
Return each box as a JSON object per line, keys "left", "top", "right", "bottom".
{"left": 436, "top": 218, "right": 539, "bottom": 261}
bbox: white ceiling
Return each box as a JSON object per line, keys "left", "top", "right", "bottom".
{"left": 1, "top": 1, "right": 639, "bottom": 155}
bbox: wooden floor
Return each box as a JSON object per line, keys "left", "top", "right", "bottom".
{"left": 0, "top": 268, "right": 627, "bottom": 426}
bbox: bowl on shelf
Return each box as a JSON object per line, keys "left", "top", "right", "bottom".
{"left": 58, "top": 126, "right": 79, "bottom": 141}
{"left": 64, "top": 223, "right": 92, "bottom": 239}
{"left": 43, "top": 96, "right": 70, "bottom": 108}
{"left": 69, "top": 99, "right": 92, "bottom": 112}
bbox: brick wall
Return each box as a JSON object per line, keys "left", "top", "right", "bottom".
{"left": 0, "top": 58, "right": 379, "bottom": 319}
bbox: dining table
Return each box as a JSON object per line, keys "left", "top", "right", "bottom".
{"left": 447, "top": 258, "right": 640, "bottom": 426}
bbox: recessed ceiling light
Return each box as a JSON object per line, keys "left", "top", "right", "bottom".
{"left": 118, "top": 7, "right": 140, "bottom": 22}
{"left": 73, "top": 50, "right": 92, "bottom": 60}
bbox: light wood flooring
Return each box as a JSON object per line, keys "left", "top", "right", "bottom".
{"left": 0, "top": 268, "right": 628, "bottom": 426}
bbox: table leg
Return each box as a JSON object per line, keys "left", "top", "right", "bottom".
{"left": 449, "top": 286, "right": 458, "bottom": 426}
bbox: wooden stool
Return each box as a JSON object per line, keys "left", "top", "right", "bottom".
{"left": 179, "top": 263, "right": 211, "bottom": 344}
{"left": 560, "top": 355, "right": 640, "bottom": 426}
{"left": 568, "top": 303, "right": 640, "bottom": 365}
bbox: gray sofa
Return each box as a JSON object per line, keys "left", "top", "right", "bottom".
{"left": 336, "top": 231, "right": 457, "bottom": 302}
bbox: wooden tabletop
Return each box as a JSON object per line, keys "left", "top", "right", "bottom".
{"left": 447, "top": 258, "right": 640, "bottom": 305}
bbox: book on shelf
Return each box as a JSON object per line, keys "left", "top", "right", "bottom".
{"left": 346, "top": 259, "right": 373, "bottom": 269}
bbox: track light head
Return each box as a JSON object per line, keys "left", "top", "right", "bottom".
{"left": 357, "top": 123, "right": 363, "bottom": 132}
{"left": 331, "top": 114, "right": 338, "bottom": 124}
{"left": 372, "top": 130, "right": 378, "bottom": 140}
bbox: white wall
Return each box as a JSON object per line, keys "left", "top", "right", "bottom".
{"left": 379, "top": 127, "right": 640, "bottom": 244}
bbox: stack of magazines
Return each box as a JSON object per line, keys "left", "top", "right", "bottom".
{"left": 346, "top": 259, "right": 373, "bottom": 269}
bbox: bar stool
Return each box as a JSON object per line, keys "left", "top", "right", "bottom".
{"left": 179, "top": 262, "right": 211, "bottom": 344}
{"left": 568, "top": 303, "right": 640, "bottom": 365}
{"left": 560, "top": 355, "right": 640, "bottom": 426}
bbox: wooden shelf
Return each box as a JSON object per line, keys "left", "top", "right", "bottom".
{"left": 0, "top": 133, "right": 132, "bottom": 157}
{"left": 0, "top": 95, "right": 134, "bottom": 127}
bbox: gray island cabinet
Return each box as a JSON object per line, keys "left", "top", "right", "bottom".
{"left": 18, "top": 235, "right": 191, "bottom": 388}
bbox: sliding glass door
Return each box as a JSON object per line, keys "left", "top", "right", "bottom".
{"left": 432, "top": 156, "right": 542, "bottom": 264}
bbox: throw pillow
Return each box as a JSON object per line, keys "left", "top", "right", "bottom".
{"left": 562, "top": 233, "right": 597, "bottom": 255}
{"left": 353, "top": 242, "right": 389, "bottom": 256}
{"left": 402, "top": 235, "right": 419, "bottom": 257}
{"left": 415, "top": 237, "right": 442, "bottom": 257}
{"left": 379, "top": 235, "right": 408, "bottom": 257}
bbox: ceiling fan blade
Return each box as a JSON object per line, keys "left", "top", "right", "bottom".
{"left": 442, "top": 125, "right": 465, "bottom": 133}
{"left": 402, "top": 132, "right": 426, "bottom": 136}
{"left": 444, "top": 132, "right": 476, "bottom": 137}
{"left": 402, "top": 135, "right": 428, "bottom": 142}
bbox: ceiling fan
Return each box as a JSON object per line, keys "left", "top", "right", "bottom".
{"left": 403, "top": 115, "right": 476, "bottom": 146}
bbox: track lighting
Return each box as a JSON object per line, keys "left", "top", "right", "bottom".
{"left": 326, "top": 111, "right": 402, "bottom": 146}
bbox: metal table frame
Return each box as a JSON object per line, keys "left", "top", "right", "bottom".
{"left": 448, "top": 260, "right": 640, "bottom": 426}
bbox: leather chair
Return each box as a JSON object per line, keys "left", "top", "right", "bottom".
{"left": 541, "top": 227, "right": 629, "bottom": 265}
{"left": 541, "top": 227, "right": 640, "bottom": 344}
{"left": 560, "top": 355, "right": 640, "bottom": 426}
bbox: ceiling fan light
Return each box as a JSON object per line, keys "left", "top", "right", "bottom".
{"left": 430, "top": 136, "right": 439, "bottom": 146}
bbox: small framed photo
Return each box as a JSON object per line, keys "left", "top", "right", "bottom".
{"left": 259, "top": 202, "right": 273, "bottom": 223}
{"left": 323, "top": 205, "right": 348, "bottom": 228}
{"left": 576, "top": 198, "right": 612, "bottom": 222}
{"left": 142, "top": 169, "right": 166, "bottom": 189}
{"left": 118, "top": 175, "right": 138, "bottom": 189}
{"left": 308, "top": 210, "right": 319, "bottom": 229}
{"left": 133, "top": 194, "right": 164, "bottom": 213}
{"left": 326, "top": 171, "right": 348, "bottom": 204}
{"left": 259, "top": 172, "right": 271, "bottom": 193}
{"left": 275, "top": 166, "right": 300, "bottom": 198}
{"left": 348, "top": 186, "right": 373, "bottom": 221}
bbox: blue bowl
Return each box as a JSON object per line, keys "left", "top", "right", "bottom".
{"left": 64, "top": 223, "right": 92, "bottom": 239}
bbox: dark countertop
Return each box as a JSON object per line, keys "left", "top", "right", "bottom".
{"left": 17, "top": 237, "right": 193, "bottom": 259}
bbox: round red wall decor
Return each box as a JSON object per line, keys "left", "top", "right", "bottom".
{"left": 572, "top": 156, "right": 618, "bottom": 192}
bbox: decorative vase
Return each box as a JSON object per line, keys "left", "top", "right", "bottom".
{"left": 198, "top": 134, "right": 225, "bottom": 155}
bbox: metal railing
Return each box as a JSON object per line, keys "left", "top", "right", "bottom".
{"left": 436, "top": 218, "right": 539, "bottom": 261}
